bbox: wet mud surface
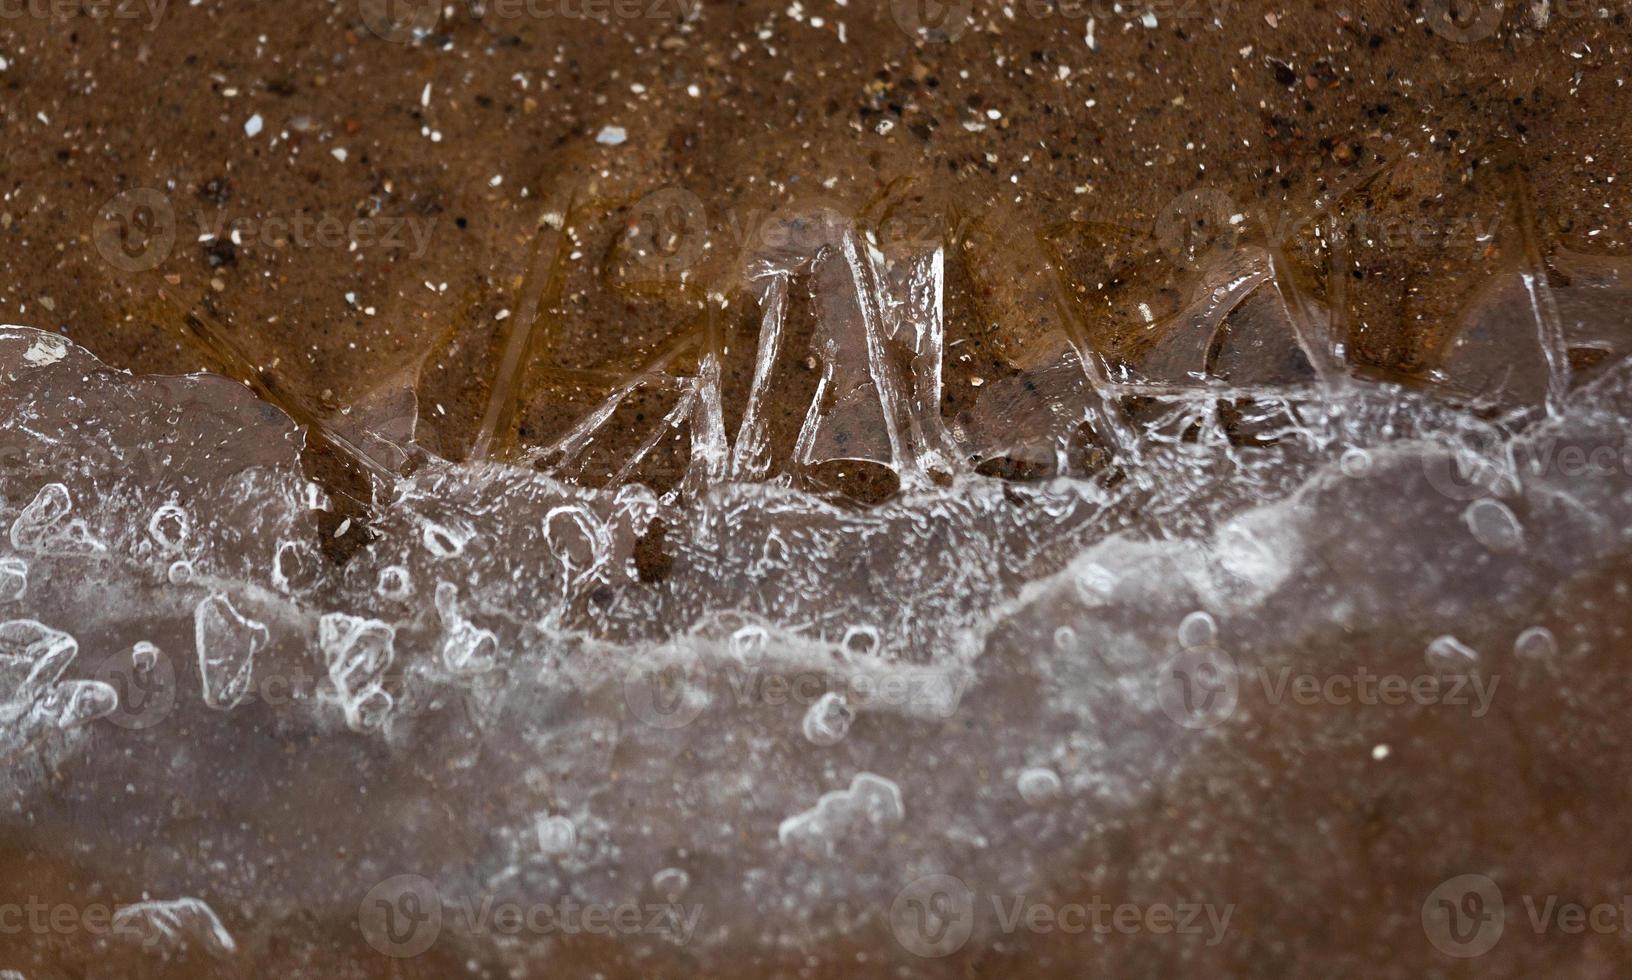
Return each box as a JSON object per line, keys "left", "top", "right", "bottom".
{"left": 2, "top": 0, "right": 1629, "bottom": 478}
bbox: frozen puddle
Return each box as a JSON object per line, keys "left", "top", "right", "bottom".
{"left": 1, "top": 273, "right": 1631, "bottom": 975}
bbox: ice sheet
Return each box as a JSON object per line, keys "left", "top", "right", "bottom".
{"left": 2, "top": 227, "right": 1631, "bottom": 976}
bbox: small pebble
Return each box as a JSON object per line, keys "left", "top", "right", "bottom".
{"left": 652, "top": 867, "right": 690, "bottom": 900}
{"left": 1463, "top": 499, "right": 1524, "bottom": 552}
{"left": 1016, "top": 767, "right": 1063, "bottom": 805}
{"left": 536, "top": 815, "right": 576, "bottom": 856}
{"left": 1513, "top": 626, "right": 1557, "bottom": 660}
{"left": 1178, "top": 611, "right": 1218, "bottom": 649}
{"left": 1425, "top": 635, "right": 1479, "bottom": 672}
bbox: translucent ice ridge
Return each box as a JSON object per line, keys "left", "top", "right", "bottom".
{"left": 3, "top": 308, "right": 1632, "bottom": 975}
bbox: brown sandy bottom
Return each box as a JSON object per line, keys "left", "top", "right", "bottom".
{"left": 1, "top": 0, "right": 1631, "bottom": 977}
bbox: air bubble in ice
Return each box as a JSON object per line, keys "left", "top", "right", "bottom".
{"left": 318, "top": 613, "right": 396, "bottom": 732}
{"left": 147, "top": 504, "right": 189, "bottom": 553}
{"left": 376, "top": 565, "right": 412, "bottom": 601}
{"left": 1462, "top": 498, "right": 1524, "bottom": 552}
{"left": 167, "top": 560, "right": 194, "bottom": 585}
{"left": 272, "top": 539, "right": 321, "bottom": 594}
{"left": 543, "top": 504, "right": 609, "bottom": 588}
{"left": 1514, "top": 626, "right": 1557, "bottom": 660}
{"left": 0, "top": 557, "right": 25, "bottom": 601}
{"left": 435, "top": 582, "right": 501, "bottom": 674}
{"left": 1339, "top": 447, "right": 1372, "bottom": 478}
{"left": 536, "top": 814, "right": 577, "bottom": 856}
{"left": 1074, "top": 563, "right": 1118, "bottom": 604}
{"left": 839, "top": 772, "right": 905, "bottom": 825}
{"left": 1016, "top": 767, "right": 1063, "bottom": 805}
{"left": 0, "top": 619, "right": 79, "bottom": 722}
{"left": 730, "top": 624, "right": 769, "bottom": 663}
{"left": 778, "top": 773, "right": 904, "bottom": 860}
{"left": 759, "top": 535, "right": 788, "bottom": 568}
{"left": 1425, "top": 634, "right": 1479, "bottom": 673}
{"left": 842, "top": 625, "right": 881, "bottom": 657}
{"left": 1053, "top": 626, "right": 1077, "bottom": 651}
{"left": 1178, "top": 610, "right": 1218, "bottom": 649}
{"left": 9, "top": 483, "right": 105, "bottom": 555}
{"left": 421, "top": 521, "right": 472, "bottom": 558}
{"left": 194, "top": 593, "right": 268, "bottom": 710}
{"left": 612, "top": 483, "right": 659, "bottom": 534}
{"left": 32, "top": 679, "right": 119, "bottom": 728}
{"left": 652, "top": 867, "right": 690, "bottom": 901}
{"left": 132, "top": 641, "right": 160, "bottom": 671}
{"left": 802, "top": 691, "right": 854, "bottom": 746}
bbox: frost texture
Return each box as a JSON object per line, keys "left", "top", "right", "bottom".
{"left": 1, "top": 218, "right": 1631, "bottom": 979}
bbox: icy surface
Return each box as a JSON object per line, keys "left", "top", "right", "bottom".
{"left": 2, "top": 214, "right": 1632, "bottom": 980}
